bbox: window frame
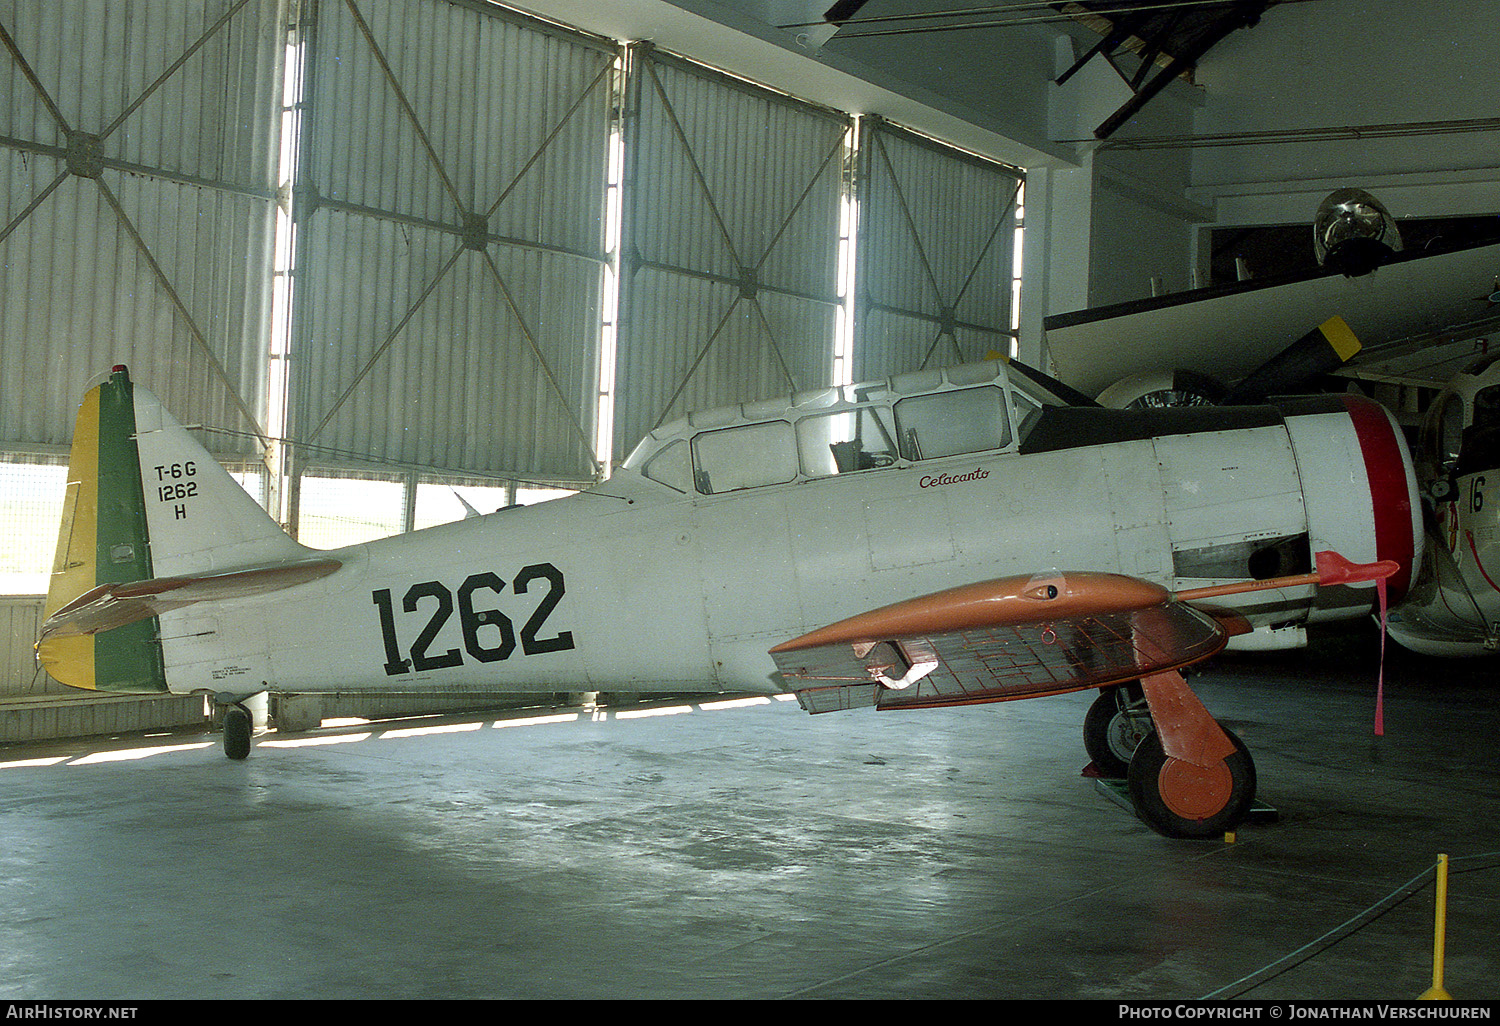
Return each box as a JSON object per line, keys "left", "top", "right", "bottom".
{"left": 689, "top": 420, "right": 800, "bottom": 495}
{"left": 892, "top": 384, "right": 1013, "bottom": 463}
{"left": 794, "top": 403, "right": 901, "bottom": 480}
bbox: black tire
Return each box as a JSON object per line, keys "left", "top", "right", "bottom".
{"left": 1083, "top": 683, "right": 1154, "bottom": 778}
{"left": 223, "top": 704, "right": 252, "bottom": 761}
{"left": 1127, "top": 726, "right": 1256, "bottom": 839}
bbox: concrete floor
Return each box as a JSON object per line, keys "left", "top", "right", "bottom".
{"left": 2, "top": 628, "right": 1497, "bottom": 1001}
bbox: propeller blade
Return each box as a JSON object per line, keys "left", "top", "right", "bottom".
{"left": 1221, "top": 315, "right": 1361, "bottom": 404}
{"left": 823, "top": 0, "right": 870, "bottom": 24}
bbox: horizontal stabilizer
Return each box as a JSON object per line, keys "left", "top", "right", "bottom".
{"left": 39, "top": 558, "right": 341, "bottom": 643}
{"left": 1221, "top": 315, "right": 1361, "bottom": 404}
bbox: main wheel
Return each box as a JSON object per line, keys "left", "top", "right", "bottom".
{"left": 222, "top": 704, "right": 252, "bottom": 761}
{"left": 1083, "top": 683, "right": 1154, "bottom": 778}
{"left": 1127, "top": 726, "right": 1256, "bottom": 839}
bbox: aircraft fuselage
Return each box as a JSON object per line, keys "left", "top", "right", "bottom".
{"left": 149, "top": 362, "right": 1420, "bottom": 701}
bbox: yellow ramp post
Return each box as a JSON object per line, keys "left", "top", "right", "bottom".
{"left": 1419, "top": 854, "right": 1452, "bottom": 1000}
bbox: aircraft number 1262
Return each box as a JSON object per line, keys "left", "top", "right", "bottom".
{"left": 371, "top": 562, "right": 574, "bottom": 676}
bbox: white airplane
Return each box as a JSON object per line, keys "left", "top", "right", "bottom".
{"left": 36, "top": 358, "right": 1416, "bottom": 838}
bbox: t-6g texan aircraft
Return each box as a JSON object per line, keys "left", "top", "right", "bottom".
{"left": 36, "top": 359, "right": 1418, "bottom": 838}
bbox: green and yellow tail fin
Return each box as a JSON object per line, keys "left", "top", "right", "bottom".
{"left": 42, "top": 366, "right": 166, "bottom": 692}
{"left": 38, "top": 367, "right": 312, "bottom": 694}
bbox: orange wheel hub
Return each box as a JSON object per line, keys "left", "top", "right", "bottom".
{"left": 1157, "top": 756, "right": 1233, "bottom": 820}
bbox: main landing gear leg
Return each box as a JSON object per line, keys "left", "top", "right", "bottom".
{"left": 1126, "top": 670, "right": 1256, "bottom": 839}
{"left": 220, "top": 702, "right": 253, "bottom": 761}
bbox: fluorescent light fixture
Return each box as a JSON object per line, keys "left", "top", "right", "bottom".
{"left": 698, "top": 697, "right": 772, "bottom": 710}
{"left": 614, "top": 705, "right": 694, "bottom": 719}
{"left": 492, "top": 713, "right": 583, "bottom": 728}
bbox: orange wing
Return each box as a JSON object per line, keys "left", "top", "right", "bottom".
{"left": 771, "top": 571, "right": 1226, "bottom": 714}
{"left": 770, "top": 552, "right": 1398, "bottom": 715}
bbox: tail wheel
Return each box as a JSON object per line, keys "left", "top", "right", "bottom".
{"left": 1127, "top": 726, "right": 1256, "bottom": 839}
{"left": 222, "top": 704, "right": 252, "bottom": 761}
{"left": 1083, "top": 683, "right": 1154, "bottom": 778}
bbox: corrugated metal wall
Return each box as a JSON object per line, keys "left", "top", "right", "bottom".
{"left": 0, "top": 0, "right": 284, "bottom": 742}
{"left": 852, "top": 117, "right": 1023, "bottom": 382}
{"left": 0, "top": 597, "right": 206, "bottom": 741}
{"left": 288, "top": 0, "right": 616, "bottom": 482}
{"left": 0, "top": 597, "right": 48, "bottom": 696}
{"left": 0, "top": 0, "right": 285, "bottom": 455}
{"left": 612, "top": 45, "right": 850, "bottom": 459}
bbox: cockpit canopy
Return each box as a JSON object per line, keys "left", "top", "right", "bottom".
{"left": 622, "top": 359, "right": 1075, "bottom": 496}
{"left": 1422, "top": 352, "right": 1500, "bottom": 480}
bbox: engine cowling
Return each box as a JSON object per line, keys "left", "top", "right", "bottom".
{"left": 1280, "top": 394, "right": 1423, "bottom": 620}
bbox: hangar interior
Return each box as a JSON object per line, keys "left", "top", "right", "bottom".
{"left": 2, "top": 0, "right": 1499, "bottom": 1001}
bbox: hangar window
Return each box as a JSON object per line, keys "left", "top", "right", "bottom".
{"left": 298, "top": 473, "right": 407, "bottom": 548}
{"left": 0, "top": 458, "right": 68, "bottom": 595}
{"left": 894, "top": 386, "right": 1011, "bottom": 461}
{"left": 414, "top": 480, "right": 517, "bottom": 527}
{"left": 691, "top": 421, "right": 798, "bottom": 494}
{"left": 796, "top": 406, "right": 899, "bottom": 478}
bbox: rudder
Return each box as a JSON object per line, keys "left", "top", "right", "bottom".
{"left": 43, "top": 367, "right": 166, "bottom": 692}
